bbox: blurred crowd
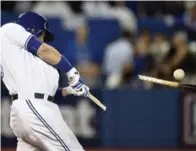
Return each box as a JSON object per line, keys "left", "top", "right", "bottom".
{"left": 2, "top": 1, "right": 196, "bottom": 89}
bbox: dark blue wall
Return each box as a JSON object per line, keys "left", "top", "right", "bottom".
{"left": 102, "top": 88, "right": 181, "bottom": 148}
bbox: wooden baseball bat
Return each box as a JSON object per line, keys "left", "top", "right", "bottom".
{"left": 88, "top": 93, "right": 107, "bottom": 111}
{"left": 138, "top": 75, "right": 196, "bottom": 91}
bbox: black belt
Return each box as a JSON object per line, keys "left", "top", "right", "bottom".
{"left": 11, "top": 93, "right": 54, "bottom": 102}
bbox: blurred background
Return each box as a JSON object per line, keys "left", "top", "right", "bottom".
{"left": 1, "top": 1, "right": 196, "bottom": 151}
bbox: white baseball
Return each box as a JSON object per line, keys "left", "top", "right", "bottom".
{"left": 173, "top": 69, "right": 185, "bottom": 81}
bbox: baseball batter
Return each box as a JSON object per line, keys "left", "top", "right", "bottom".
{"left": 1, "top": 12, "right": 90, "bottom": 151}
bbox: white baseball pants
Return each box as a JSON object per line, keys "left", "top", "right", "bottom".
{"left": 10, "top": 98, "right": 84, "bottom": 151}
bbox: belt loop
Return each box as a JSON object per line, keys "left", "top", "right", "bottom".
{"left": 44, "top": 94, "right": 48, "bottom": 101}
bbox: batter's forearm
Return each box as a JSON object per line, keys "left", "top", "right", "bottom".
{"left": 37, "top": 43, "right": 61, "bottom": 64}
{"left": 62, "top": 88, "right": 70, "bottom": 96}
{"left": 37, "top": 43, "right": 73, "bottom": 72}
{"left": 55, "top": 87, "right": 69, "bottom": 97}
{"left": 55, "top": 87, "right": 74, "bottom": 101}
{"left": 37, "top": 43, "right": 81, "bottom": 86}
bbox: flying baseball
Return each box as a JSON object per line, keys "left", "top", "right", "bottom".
{"left": 173, "top": 69, "right": 185, "bottom": 81}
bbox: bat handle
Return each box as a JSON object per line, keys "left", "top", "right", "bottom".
{"left": 88, "top": 93, "right": 107, "bottom": 111}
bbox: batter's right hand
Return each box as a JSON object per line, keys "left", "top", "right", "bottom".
{"left": 74, "top": 84, "right": 90, "bottom": 97}
{"left": 66, "top": 85, "right": 90, "bottom": 97}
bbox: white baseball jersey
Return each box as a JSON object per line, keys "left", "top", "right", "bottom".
{"left": 1, "top": 23, "right": 84, "bottom": 151}
{"left": 1, "top": 23, "right": 59, "bottom": 96}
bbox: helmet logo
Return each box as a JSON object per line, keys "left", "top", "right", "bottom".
{"left": 27, "top": 25, "right": 42, "bottom": 36}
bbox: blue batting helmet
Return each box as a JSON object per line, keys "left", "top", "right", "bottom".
{"left": 15, "top": 12, "right": 54, "bottom": 42}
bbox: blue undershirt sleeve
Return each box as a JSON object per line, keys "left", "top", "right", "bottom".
{"left": 55, "top": 56, "right": 73, "bottom": 72}
{"left": 26, "top": 36, "right": 43, "bottom": 55}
